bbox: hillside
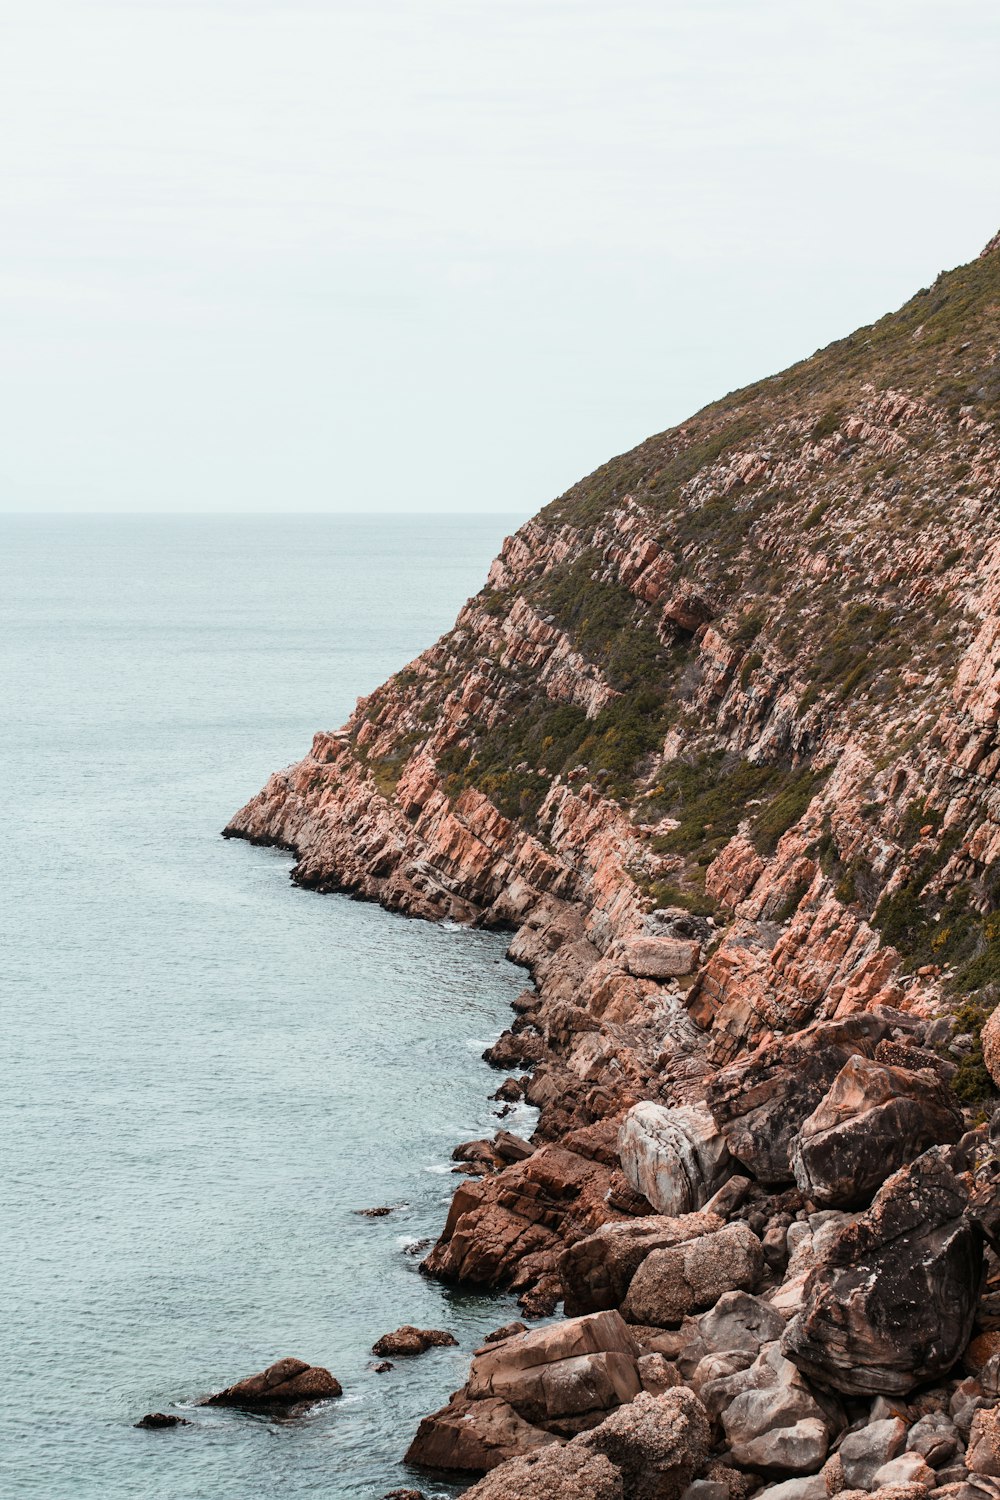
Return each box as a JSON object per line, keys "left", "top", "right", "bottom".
{"left": 226, "top": 233, "right": 1000, "bottom": 1497}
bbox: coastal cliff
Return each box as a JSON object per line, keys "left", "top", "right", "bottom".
{"left": 227, "top": 233, "right": 1000, "bottom": 1498}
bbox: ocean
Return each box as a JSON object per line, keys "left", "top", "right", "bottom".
{"left": 1, "top": 514, "right": 531, "bottom": 1499}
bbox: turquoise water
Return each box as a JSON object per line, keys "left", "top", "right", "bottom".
{"left": 1, "top": 515, "right": 530, "bottom": 1499}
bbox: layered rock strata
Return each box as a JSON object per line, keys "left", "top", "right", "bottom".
{"left": 226, "top": 235, "right": 1000, "bottom": 1496}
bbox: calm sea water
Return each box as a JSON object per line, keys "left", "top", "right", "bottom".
{"left": 1, "top": 514, "right": 531, "bottom": 1500}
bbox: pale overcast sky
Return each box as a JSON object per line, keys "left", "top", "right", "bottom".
{"left": 1, "top": 0, "right": 997, "bottom": 514}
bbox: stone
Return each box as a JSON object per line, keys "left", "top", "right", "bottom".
{"left": 696, "top": 1291, "right": 786, "bottom": 1357}
{"left": 201, "top": 1357, "right": 342, "bottom": 1411}
{"left": 383, "top": 1492, "right": 425, "bottom": 1500}
{"left": 462, "top": 1445, "right": 625, "bottom": 1499}
{"left": 624, "top": 937, "right": 701, "bottom": 979}
{"left": 705, "top": 1015, "right": 889, "bottom": 1186}
{"left": 638, "top": 1353, "right": 681, "bottom": 1394}
{"left": 781, "top": 1150, "right": 983, "bottom": 1395}
{"left": 465, "top": 1310, "right": 642, "bottom": 1433}
{"left": 579, "top": 1387, "right": 711, "bottom": 1500}
{"left": 909, "top": 1413, "right": 961, "bottom": 1469}
{"left": 754, "top": 1478, "right": 828, "bottom": 1500}
{"left": 134, "top": 1412, "right": 191, "bottom": 1429}
{"left": 980, "top": 1008, "right": 1000, "bottom": 1090}
{"left": 619, "top": 1103, "right": 732, "bottom": 1217}
{"left": 561, "top": 1212, "right": 724, "bottom": 1315}
{"left": 838, "top": 1418, "right": 909, "bottom": 1489}
{"left": 873, "top": 1455, "right": 937, "bottom": 1488}
{"left": 371, "top": 1326, "right": 458, "bottom": 1357}
{"left": 790, "top": 1056, "right": 963, "bottom": 1208}
{"left": 968, "top": 1409, "right": 1000, "bottom": 1477}
{"left": 715, "top": 1341, "right": 833, "bottom": 1473}
{"left": 405, "top": 1394, "right": 559, "bottom": 1473}
{"left": 371, "top": 1360, "right": 393, "bottom": 1372}
{"left": 623, "top": 1222, "right": 763, "bottom": 1326}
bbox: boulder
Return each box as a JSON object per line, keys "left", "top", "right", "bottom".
{"left": 462, "top": 1445, "right": 625, "bottom": 1499}
{"left": 561, "top": 1212, "right": 724, "bottom": 1315}
{"left": 465, "top": 1310, "right": 642, "bottom": 1434}
{"left": 201, "top": 1357, "right": 342, "bottom": 1411}
{"left": 405, "top": 1394, "right": 559, "bottom": 1473}
{"left": 782, "top": 1149, "right": 983, "bottom": 1395}
{"left": 581, "top": 1387, "right": 711, "bottom": 1500}
{"left": 622, "top": 1222, "right": 763, "bottom": 1326}
{"left": 872, "top": 1455, "right": 937, "bottom": 1488}
{"left": 370, "top": 1326, "right": 458, "bottom": 1357}
{"left": 754, "top": 1479, "right": 827, "bottom": 1500}
{"left": 968, "top": 1408, "right": 1000, "bottom": 1477}
{"left": 624, "top": 937, "right": 701, "bottom": 979}
{"left": 619, "top": 1103, "right": 731, "bottom": 1216}
{"left": 908, "top": 1412, "right": 961, "bottom": 1469}
{"left": 980, "top": 1007, "right": 1000, "bottom": 1090}
{"left": 704, "top": 1015, "right": 888, "bottom": 1185}
{"left": 838, "top": 1418, "right": 909, "bottom": 1489}
{"left": 462, "top": 1386, "right": 710, "bottom": 1500}
{"left": 715, "top": 1342, "right": 833, "bottom": 1473}
{"left": 134, "top": 1412, "right": 191, "bottom": 1429}
{"left": 790, "top": 1055, "right": 963, "bottom": 1208}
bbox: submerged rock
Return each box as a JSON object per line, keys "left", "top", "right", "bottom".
{"left": 134, "top": 1412, "right": 191, "bottom": 1429}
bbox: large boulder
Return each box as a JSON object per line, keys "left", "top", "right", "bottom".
{"left": 618, "top": 1103, "right": 731, "bottom": 1216}
{"left": 462, "top": 1446, "right": 624, "bottom": 1500}
{"left": 790, "top": 1055, "right": 963, "bottom": 1208}
{"left": 463, "top": 1387, "right": 710, "bottom": 1500}
{"left": 622, "top": 1221, "right": 763, "bottom": 1326}
{"left": 561, "top": 1212, "right": 724, "bottom": 1315}
{"left": 465, "top": 1310, "right": 642, "bottom": 1434}
{"left": 407, "top": 1312, "right": 645, "bottom": 1470}
{"left": 405, "top": 1394, "right": 559, "bottom": 1473}
{"left": 623, "top": 937, "right": 701, "bottom": 979}
{"left": 781, "top": 1148, "right": 983, "bottom": 1395}
{"left": 704, "top": 1014, "right": 888, "bottom": 1186}
{"left": 981, "top": 1006, "right": 1000, "bottom": 1090}
{"left": 201, "top": 1357, "right": 342, "bottom": 1411}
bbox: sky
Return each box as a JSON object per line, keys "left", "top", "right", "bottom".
{"left": 0, "top": 0, "right": 997, "bottom": 515}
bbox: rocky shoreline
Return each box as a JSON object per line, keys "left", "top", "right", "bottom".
{"left": 222, "top": 230, "right": 1000, "bottom": 1498}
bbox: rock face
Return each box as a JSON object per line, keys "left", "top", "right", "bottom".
{"left": 618, "top": 1103, "right": 731, "bottom": 1217}
{"left": 782, "top": 1150, "right": 983, "bottom": 1395}
{"left": 222, "top": 234, "right": 1000, "bottom": 1494}
{"left": 790, "top": 1055, "right": 964, "bottom": 1208}
{"left": 201, "top": 1357, "right": 342, "bottom": 1411}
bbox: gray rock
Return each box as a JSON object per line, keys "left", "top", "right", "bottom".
{"left": 872, "top": 1453, "right": 937, "bottom": 1488}
{"left": 619, "top": 1102, "right": 732, "bottom": 1217}
{"left": 754, "top": 1478, "right": 828, "bottom": 1500}
{"left": 716, "top": 1341, "right": 832, "bottom": 1473}
{"left": 909, "top": 1413, "right": 961, "bottom": 1469}
{"left": 838, "top": 1418, "right": 908, "bottom": 1489}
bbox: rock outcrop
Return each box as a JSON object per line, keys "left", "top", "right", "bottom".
{"left": 201, "top": 1357, "right": 342, "bottom": 1412}
{"left": 225, "top": 232, "right": 1000, "bottom": 1495}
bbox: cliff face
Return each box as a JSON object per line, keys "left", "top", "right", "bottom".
{"left": 225, "top": 233, "right": 1000, "bottom": 1490}
{"left": 230, "top": 233, "right": 1000, "bottom": 1078}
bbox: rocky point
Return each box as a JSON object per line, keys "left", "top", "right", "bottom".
{"left": 226, "top": 232, "right": 1000, "bottom": 1498}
